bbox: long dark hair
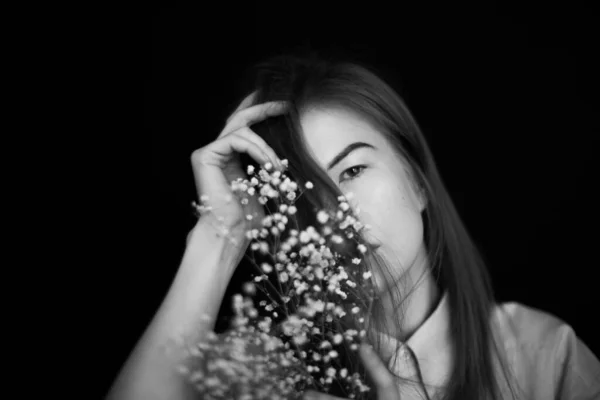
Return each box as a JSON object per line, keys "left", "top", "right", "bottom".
{"left": 235, "top": 49, "right": 519, "bottom": 400}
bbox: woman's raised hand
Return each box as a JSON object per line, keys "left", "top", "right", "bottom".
{"left": 190, "top": 92, "right": 288, "bottom": 235}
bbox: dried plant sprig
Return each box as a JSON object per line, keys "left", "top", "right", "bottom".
{"left": 182, "top": 160, "right": 377, "bottom": 399}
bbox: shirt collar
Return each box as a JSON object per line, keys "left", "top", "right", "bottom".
{"left": 377, "top": 291, "right": 453, "bottom": 395}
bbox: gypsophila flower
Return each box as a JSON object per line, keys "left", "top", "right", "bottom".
{"left": 261, "top": 263, "right": 273, "bottom": 274}
{"left": 184, "top": 160, "right": 376, "bottom": 399}
{"left": 333, "top": 334, "right": 343, "bottom": 345}
{"left": 279, "top": 272, "right": 289, "bottom": 283}
{"left": 317, "top": 210, "right": 329, "bottom": 224}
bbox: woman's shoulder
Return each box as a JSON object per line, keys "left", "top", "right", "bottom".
{"left": 490, "top": 301, "right": 600, "bottom": 398}
{"left": 490, "top": 301, "right": 569, "bottom": 348}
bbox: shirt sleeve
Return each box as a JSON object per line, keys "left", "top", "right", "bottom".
{"left": 554, "top": 325, "right": 600, "bottom": 400}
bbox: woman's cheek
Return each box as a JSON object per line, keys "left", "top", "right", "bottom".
{"left": 360, "top": 179, "right": 424, "bottom": 266}
{"left": 347, "top": 178, "right": 393, "bottom": 243}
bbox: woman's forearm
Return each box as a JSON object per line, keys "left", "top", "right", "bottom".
{"left": 107, "top": 214, "right": 249, "bottom": 400}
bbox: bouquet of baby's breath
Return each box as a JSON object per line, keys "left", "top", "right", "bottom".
{"left": 182, "top": 160, "right": 377, "bottom": 400}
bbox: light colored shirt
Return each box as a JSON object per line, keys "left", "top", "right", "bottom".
{"left": 378, "top": 293, "right": 600, "bottom": 399}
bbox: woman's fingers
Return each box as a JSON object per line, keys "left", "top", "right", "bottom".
{"left": 231, "top": 91, "right": 258, "bottom": 115}
{"left": 221, "top": 101, "right": 289, "bottom": 137}
{"left": 229, "top": 127, "right": 282, "bottom": 169}
{"left": 191, "top": 132, "right": 271, "bottom": 170}
{"left": 359, "top": 343, "right": 400, "bottom": 399}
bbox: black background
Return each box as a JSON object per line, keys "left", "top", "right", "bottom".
{"left": 106, "top": 4, "right": 598, "bottom": 398}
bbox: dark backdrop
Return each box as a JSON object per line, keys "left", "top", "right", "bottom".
{"left": 105, "top": 5, "right": 598, "bottom": 398}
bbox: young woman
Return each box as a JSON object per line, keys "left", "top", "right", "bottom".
{"left": 109, "top": 52, "right": 600, "bottom": 400}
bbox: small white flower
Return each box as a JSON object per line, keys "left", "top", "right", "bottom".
{"left": 242, "top": 282, "right": 256, "bottom": 295}
{"left": 326, "top": 367, "right": 336, "bottom": 377}
{"left": 328, "top": 350, "right": 338, "bottom": 358}
{"left": 317, "top": 210, "right": 329, "bottom": 224}
{"left": 333, "top": 333, "right": 343, "bottom": 344}
{"left": 264, "top": 162, "right": 273, "bottom": 171}
{"left": 305, "top": 181, "right": 314, "bottom": 189}
{"left": 362, "top": 271, "right": 372, "bottom": 280}
{"left": 331, "top": 234, "right": 343, "bottom": 244}
{"left": 287, "top": 205, "right": 297, "bottom": 215}
{"left": 334, "top": 306, "right": 347, "bottom": 317}
{"left": 319, "top": 340, "right": 332, "bottom": 349}
{"left": 259, "top": 241, "right": 269, "bottom": 254}
{"left": 246, "top": 165, "right": 255, "bottom": 175}
{"left": 340, "top": 368, "right": 348, "bottom": 378}
{"left": 345, "top": 329, "right": 358, "bottom": 337}
{"left": 352, "top": 306, "right": 360, "bottom": 314}
{"left": 293, "top": 334, "right": 308, "bottom": 346}
{"left": 295, "top": 280, "right": 309, "bottom": 295}
{"left": 299, "top": 231, "right": 310, "bottom": 243}
{"left": 261, "top": 263, "right": 273, "bottom": 274}
{"left": 352, "top": 257, "right": 361, "bottom": 265}
{"left": 357, "top": 244, "right": 367, "bottom": 253}
{"left": 279, "top": 272, "right": 289, "bottom": 283}
{"left": 277, "top": 251, "right": 288, "bottom": 262}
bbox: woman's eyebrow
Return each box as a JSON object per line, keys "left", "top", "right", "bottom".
{"left": 327, "top": 142, "right": 376, "bottom": 171}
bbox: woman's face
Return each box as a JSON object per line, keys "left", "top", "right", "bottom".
{"left": 299, "top": 105, "right": 428, "bottom": 291}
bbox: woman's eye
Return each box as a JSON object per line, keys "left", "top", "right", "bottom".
{"left": 339, "top": 165, "right": 367, "bottom": 182}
